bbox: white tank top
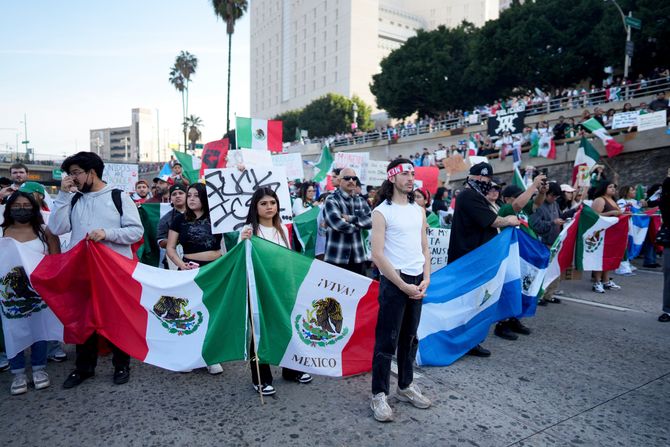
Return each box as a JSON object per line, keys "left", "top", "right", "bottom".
{"left": 373, "top": 201, "right": 425, "bottom": 276}
{"left": 0, "top": 227, "right": 49, "bottom": 254}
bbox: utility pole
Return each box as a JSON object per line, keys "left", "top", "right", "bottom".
{"left": 21, "top": 114, "right": 29, "bottom": 160}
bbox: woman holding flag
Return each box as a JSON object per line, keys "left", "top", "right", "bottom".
{"left": 591, "top": 182, "right": 625, "bottom": 293}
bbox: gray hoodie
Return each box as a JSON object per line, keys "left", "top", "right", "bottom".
{"left": 49, "top": 185, "right": 143, "bottom": 258}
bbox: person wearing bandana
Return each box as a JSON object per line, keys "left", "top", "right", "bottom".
{"left": 447, "top": 162, "right": 520, "bottom": 358}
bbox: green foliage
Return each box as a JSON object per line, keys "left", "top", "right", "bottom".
{"left": 274, "top": 109, "right": 301, "bottom": 142}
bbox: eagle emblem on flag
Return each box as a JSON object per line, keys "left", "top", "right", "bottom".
{"left": 0, "top": 266, "right": 47, "bottom": 319}
{"left": 151, "top": 295, "right": 203, "bottom": 336}
{"left": 253, "top": 128, "right": 266, "bottom": 142}
{"left": 584, "top": 229, "right": 604, "bottom": 253}
{"left": 295, "top": 298, "right": 349, "bottom": 347}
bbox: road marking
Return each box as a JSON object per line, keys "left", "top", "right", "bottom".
{"left": 633, "top": 269, "right": 663, "bottom": 276}
{"left": 554, "top": 294, "right": 642, "bottom": 312}
{"left": 390, "top": 359, "right": 424, "bottom": 378}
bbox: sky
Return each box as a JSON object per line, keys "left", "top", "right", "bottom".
{"left": 0, "top": 0, "right": 251, "bottom": 158}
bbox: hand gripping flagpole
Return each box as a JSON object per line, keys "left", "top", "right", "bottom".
{"left": 245, "top": 238, "right": 265, "bottom": 405}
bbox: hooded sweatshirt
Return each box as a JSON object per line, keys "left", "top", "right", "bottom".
{"left": 49, "top": 185, "right": 143, "bottom": 258}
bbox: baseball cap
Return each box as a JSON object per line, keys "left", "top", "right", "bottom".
{"left": 0, "top": 177, "right": 11, "bottom": 187}
{"left": 153, "top": 174, "right": 170, "bottom": 183}
{"left": 469, "top": 162, "right": 494, "bottom": 177}
{"left": 170, "top": 184, "right": 187, "bottom": 195}
{"left": 19, "top": 181, "right": 46, "bottom": 197}
{"left": 547, "top": 182, "right": 562, "bottom": 196}
{"left": 502, "top": 185, "right": 524, "bottom": 198}
{"left": 560, "top": 184, "right": 576, "bottom": 193}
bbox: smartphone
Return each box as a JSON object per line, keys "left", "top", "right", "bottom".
{"left": 187, "top": 261, "right": 200, "bottom": 268}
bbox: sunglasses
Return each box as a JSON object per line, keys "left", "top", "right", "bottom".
{"left": 342, "top": 176, "right": 358, "bottom": 182}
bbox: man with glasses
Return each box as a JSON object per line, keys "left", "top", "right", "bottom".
{"left": 323, "top": 167, "right": 372, "bottom": 274}
{"left": 48, "top": 151, "right": 143, "bottom": 389}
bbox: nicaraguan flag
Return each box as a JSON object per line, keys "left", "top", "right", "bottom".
{"left": 417, "top": 229, "right": 522, "bottom": 366}
{"left": 627, "top": 207, "right": 650, "bottom": 259}
{"left": 158, "top": 162, "right": 172, "bottom": 178}
{"left": 517, "top": 230, "right": 550, "bottom": 318}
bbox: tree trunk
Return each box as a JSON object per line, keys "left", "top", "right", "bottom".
{"left": 226, "top": 32, "right": 232, "bottom": 134}
{"left": 182, "top": 90, "right": 187, "bottom": 152}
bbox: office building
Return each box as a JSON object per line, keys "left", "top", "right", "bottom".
{"left": 89, "top": 108, "right": 160, "bottom": 163}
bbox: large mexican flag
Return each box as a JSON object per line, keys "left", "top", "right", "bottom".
{"left": 544, "top": 209, "right": 581, "bottom": 286}
{"left": 575, "top": 205, "right": 629, "bottom": 271}
{"left": 136, "top": 203, "right": 172, "bottom": 267}
{"left": 581, "top": 118, "right": 624, "bottom": 158}
{"left": 248, "top": 237, "right": 379, "bottom": 376}
{"left": 236, "top": 117, "right": 283, "bottom": 152}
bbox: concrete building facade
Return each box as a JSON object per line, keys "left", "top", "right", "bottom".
{"left": 89, "top": 126, "right": 133, "bottom": 162}
{"left": 89, "top": 108, "right": 160, "bottom": 163}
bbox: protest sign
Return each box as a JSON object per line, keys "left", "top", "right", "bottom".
{"left": 469, "top": 155, "right": 489, "bottom": 166}
{"left": 637, "top": 110, "right": 667, "bottom": 132}
{"left": 199, "top": 138, "right": 229, "bottom": 176}
{"left": 443, "top": 154, "right": 468, "bottom": 175}
{"left": 435, "top": 149, "right": 447, "bottom": 161}
{"left": 427, "top": 227, "right": 451, "bottom": 272}
{"left": 576, "top": 165, "right": 591, "bottom": 188}
{"left": 102, "top": 163, "right": 138, "bottom": 192}
{"left": 414, "top": 166, "right": 439, "bottom": 194}
{"left": 240, "top": 148, "right": 273, "bottom": 167}
{"left": 333, "top": 152, "right": 369, "bottom": 184}
{"left": 272, "top": 153, "right": 304, "bottom": 180}
{"left": 611, "top": 111, "right": 640, "bottom": 129}
{"left": 204, "top": 167, "right": 292, "bottom": 234}
{"left": 487, "top": 111, "right": 525, "bottom": 137}
{"left": 366, "top": 160, "right": 389, "bottom": 187}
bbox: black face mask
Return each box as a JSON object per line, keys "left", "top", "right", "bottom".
{"left": 10, "top": 209, "right": 33, "bottom": 224}
{"left": 80, "top": 172, "right": 93, "bottom": 193}
{"left": 474, "top": 179, "right": 493, "bottom": 195}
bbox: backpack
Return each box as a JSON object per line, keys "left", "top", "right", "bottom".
{"left": 70, "top": 189, "right": 123, "bottom": 224}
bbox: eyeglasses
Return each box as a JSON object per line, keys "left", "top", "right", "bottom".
{"left": 69, "top": 169, "right": 87, "bottom": 176}
{"left": 342, "top": 176, "right": 358, "bottom": 182}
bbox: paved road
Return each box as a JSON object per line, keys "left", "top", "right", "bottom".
{"left": 1, "top": 263, "right": 668, "bottom": 446}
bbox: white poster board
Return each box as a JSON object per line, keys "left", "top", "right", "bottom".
{"left": 102, "top": 163, "right": 139, "bottom": 192}
{"left": 366, "top": 160, "right": 389, "bottom": 187}
{"left": 333, "top": 152, "right": 369, "bottom": 184}
{"left": 637, "top": 110, "right": 667, "bottom": 132}
{"left": 204, "top": 167, "right": 292, "bottom": 234}
{"left": 611, "top": 111, "right": 640, "bottom": 129}
{"left": 272, "top": 153, "right": 304, "bottom": 180}
{"left": 427, "top": 227, "right": 451, "bottom": 272}
{"left": 434, "top": 149, "right": 447, "bottom": 161}
{"left": 240, "top": 149, "right": 273, "bottom": 167}
{"left": 468, "top": 155, "right": 489, "bottom": 166}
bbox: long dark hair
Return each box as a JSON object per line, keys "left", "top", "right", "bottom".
{"left": 591, "top": 180, "right": 615, "bottom": 200}
{"left": 2, "top": 191, "right": 48, "bottom": 249}
{"left": 185, "top": 183, "right": 210, "bottom": 222}
{"left": 298, "top": 181, "right": 315, "bottom": 204}
{"left": 374, "top": 158, "right": 415, "bottom": 208}
{"left": 245, "top": 187, "right": 289, "bottom": 247}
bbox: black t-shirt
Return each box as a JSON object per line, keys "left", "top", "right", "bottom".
{"left": 447, "top": 187, "right": 498, "bottom": 263}
{"left": 169, "top": 213, "right": 222, "bottom": 255}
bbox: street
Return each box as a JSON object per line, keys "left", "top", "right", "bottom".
{"left": 1, "top": 262, "right": 668, "bottom": 447}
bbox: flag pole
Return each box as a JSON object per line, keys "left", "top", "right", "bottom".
{"left": 246, "top": 271, "right": 265, "bottom": 405}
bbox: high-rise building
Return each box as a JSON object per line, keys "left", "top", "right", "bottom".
{"left": 89, "top": 126, "right": 133, "bottom": 162}
{"left": 250, "top": 0, "right": 513, "bottom": 120}
{"left": 90, "top": 108, "right": 161, "bottom": 163}
{"left": 131, "top": 108, "right": 160, "bottom": 163}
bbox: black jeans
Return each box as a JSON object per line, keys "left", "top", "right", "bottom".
{"left": 249, "top": 342, "right": 302, "bottom": 386}
{"left": 333, "top": 260, "right": 365, "bottom": 276}
{"left": 75, "top": 332, "right": 130, "bottom": 373}
{"left": 371, "top": 273, "right": 423, "bottom": 395}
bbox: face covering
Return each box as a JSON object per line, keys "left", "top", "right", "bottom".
{"left": 10, "top": 209, "right": 33, "bottom": 224}
{"left": 80, "top": 172, "right": 93, "bottom": 193}
{"left": 475, "top": 180, "right": 493, "bottom": 195}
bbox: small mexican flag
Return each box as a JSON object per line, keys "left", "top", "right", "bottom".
{"left": 572, "top": 137, "right": 600, "bottom": 185}
{"left": 544, "top": 209, "right": 581, "bottom": 286}
{"left": 293, "top": 206, "right": 321, "bottom": 257}
{"left": 312, "top": 145, "right": 334, "bottom": 183}
{"left": 136, "top": 203, "right": 172, "bottom": 267}
{"left": 236, "top": 117, "right": 283, "bottom": 152}
{"left": 467, "top": 135, "right": 478, "bottom": 157}
{"left": 172, "top": 150, "right": 202, "bottom": 183}
{"left": 581, "top": 118, "right": 624, "bottom": 158}
{"left": 248, "top": 237, "right": 379, "bottom": 377}
{"left": 529, "top": 132, "right": 556, "bottom": 159}
{"left": 512, "top": 166, "right": 527, "bottom": 191}
{"left": 575, "top": 205, "right": 629, "bottom": 272}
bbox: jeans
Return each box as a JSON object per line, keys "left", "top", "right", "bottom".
{"left": 9, "top": 341, "right": 47, "bottom": 373}
{"left": 333, "top": 260, "right": 365, "bottom": 276}
{"left": 371, "top": 273, "right": 423, "bottom": 396}
{"left": 76, "top": 332, "right": 130, "bottom": 373}
{"left": 248, "top": 342, "right": 301, "bottom": 386}
{"left": 643, "top": 241, "right": 657, "bottom": 265}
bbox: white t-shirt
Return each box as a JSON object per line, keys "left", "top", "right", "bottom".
{"left": 256, "top": 223, "right": 290, "bottom": 248}
{"left": 373, "top": 201, "right": 425, "bottom": 276}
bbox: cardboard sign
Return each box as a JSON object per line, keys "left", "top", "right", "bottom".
{"left": 102, "top": 163, "right": 138, "bottom": 192}
{"left": 443, "top": 154, "right": 468, "bottom": 175}
{"left": 427, "top": 227, "right": 451, "bottom": 272}
{"left": 240, "top": 148, "right": 273, "bottom": 167}
{"left": 204, "top": 167, "right": 292, "bottom": 234}
{"left": 199, "top": 138, "right": 229, "bottom": 176}
{"left": 414, "top": 166, "right": 439, "bottom": 195}
{"left": 366, "top": 160, "right": 389, "bottom": 187}
{"left": 272, "top": 153, "right": 304, "bottom": 180}
{"left": 637, "top": 110, "right": 667, "bottom": 132}
{"left": 611, "top": 111, "right": 640, "bottom": 129}
{"left": 333, "top": 152, "right": 369, "bottom": 184}
{"left": 434, "top": 149, "right": 447, "bottom": 160}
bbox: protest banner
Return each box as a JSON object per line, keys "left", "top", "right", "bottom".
{"left": 199, "top": 138, "right": 229, "bottom": 176}
{"left": 435, "top": 149, "right": 447, "bottom": 161}
{"left": 240, "top": 148, "right": 273, "bottom": 167}
{"left": 102, "top": 163, "right": 139, "bottom": 192}
{"left": 611, "top": 111, "right": 640, "bottom": 129}
{"left": 333, "top": 152, "right": 369, "bottom": 184}
{"left": 204, "top": 167, "right": 292, "bottom": 234}
{"left": 637, "top": 110, "right": 667, "bottom": 132}
{"left": 427, "top": 227, "right": 451, "bottom": 272}
{"left": 487, "top": 111, "right": 525, "bottom": 137}
{"left": 414, "top": 166, "right": 439, "bottom": 194}
{"left": 468, "top": 155, "right": 489, "bottom": 166}
{"left": 272, "top": 153, "right": 304, "bottom": 180}
{"left": 366, "top": 160, "right": 389, "bottom": 187}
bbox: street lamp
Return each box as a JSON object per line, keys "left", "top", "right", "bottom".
{"left": 604, "top": 0, "right": 633, "bottom": 81}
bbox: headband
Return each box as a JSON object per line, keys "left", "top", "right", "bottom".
{"left": 387, "top": 163, "right": 414, "bottom": 180}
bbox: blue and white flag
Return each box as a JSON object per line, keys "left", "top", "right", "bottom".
{"left": 518, "top": 230, "right": 550, "bottom": 318}
{"left": 417, "top": 229, "right": 522, "bottom": 366}
{"left": 158, "top": 162, "right": 172, "bottom": 178}
{"left": 627, "top": 207, "right": 650, "bottom": 260}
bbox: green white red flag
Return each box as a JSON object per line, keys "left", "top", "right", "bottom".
{"left": 581, "top": 118, "right": 624, "bottom": 158}
{"left": 236, "top": 117, "right": 283, "bottom": 152}
{"left": 572, "top": 137, "right": 600, "bottom": 185}
{"left": 543, "top": 209, "right": 581, "bottom": 286}
{"left": 529, "top": 132, "right": 556, "bottom": 159}
{"left": 575, "top": 205, "right": 629, "bottom": 271}
{"left": 467, "top": 135, "right": 478, "bottom": 157}
{"left": 136, "top": 203, "right": 172, "bottom": 267}
{"left": 172, "top": 150, "right": 202, "bottom": 183}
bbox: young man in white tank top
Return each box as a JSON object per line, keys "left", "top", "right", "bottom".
{"left": 369, "top": 159, "right": 432, "bottom": 422}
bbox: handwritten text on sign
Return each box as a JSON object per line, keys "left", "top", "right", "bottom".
{"left": 102, "top": 163, "right": 138, "bottom": 192}
{"left": 204, "top": 167, "right": 292, "bottom": 234}
{"left": 427, "top": 227, "right": 451, "bottom": 272}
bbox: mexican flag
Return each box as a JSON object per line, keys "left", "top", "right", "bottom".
{"left": 572, "top": 137, "right": 600, "bottom": 185}
{"left": 312, "top": 145, "right": 334, "bottom": 183}
{"left": 30, "top": 240, "right": 249, "bottom": 371}
{"left": 529, "top": 132, "right": 556, "bottom": 159}
{"left": 248, "top": 237, "right": 379, "bottom": 377}
{"left": 467, "top": 135, "right": 478, "bottom": 157}
{"left": 136, "top": 203, "right": 172, "bottom": 267}
{"left": 575, "top": 205, "right": 629, "bottom": 271}
{"left": 172, "top": 150, "right": 202, "bottom": 183}
{"left": 543, "top": 210, "right": 580, "bottom": 287}
{"left": 293, "top": 206, "right": 321, "bottom": 257}
{"left": 236, "top": 117, "right": 283, "bottom": 153}
{"left": 512, "top": 167, "right": 527, "bottom": 191}
{"left": 0, "top": 239, "right": 64, "bottom": 358}
{"left": 581, "top": 118, "right": 624, "bottom": 158}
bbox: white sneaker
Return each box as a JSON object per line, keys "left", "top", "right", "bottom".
{"left": 207, "top": 364, "right": 223, "bottom": 375}
{"left": 11, "top": 373, "right": 28, "bottom": 395}
{"left": 0, "top": 356, "right": 8, "bottom": 372}
{"left": 396, "top": 383, "right": 431, "bottom": 409}
{"left": 296, "top": 373, "right": 313, "bottom": 384}
{"left": 603, "top": 280, "right": 621, "bottom": 290}
{"left": 253, "top": 383, "right": 277, "bottom": 396}
{"left": 32, "top": 370, "right": 50, "bottom": 390}
{"left": 592, "top": 282, "right": 605, "bottom": 293}
{"left": 370, "top": 392, "right": 393, "bottom": 422}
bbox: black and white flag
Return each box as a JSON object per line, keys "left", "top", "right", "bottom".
{"left": 487, "top": 111, "right": 525, "bottom": 137}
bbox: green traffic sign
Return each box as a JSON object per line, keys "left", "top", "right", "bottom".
{"left": 52, "top": 169, "right": 63, "bottom": 180}
{"left": 625, "top": 16, "right": 641, "bottom": 29}
{"left": 21, "top": 140, "right": 29, "bottom": 144}
{"left": 195, "top": 143, "right": 204, "bottom": 149}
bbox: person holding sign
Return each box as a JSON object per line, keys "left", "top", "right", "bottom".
{"left": 370, "top": 159, "right": 431, "bottom": 422}
{"left": 240, "top": 187, "right": 313, "bottom": 396}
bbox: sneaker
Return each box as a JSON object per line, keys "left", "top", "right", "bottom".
{"left": 592, "top": 282, "right": 605, "bottom": 294}
{"left": 603, "top": 280, "right": 621, "bottom": 290}
{"left": 296, "top": 373, "right": 313, "bottom": 384}
{"left": 494, "top": 322, "right": 518, "bottom": 341}
{"left": 11, "top": 373, "right": 28, "bottom": 395}
{"left": 63, "top": 370, "right": 94, "bottom": 389}
{"left": 659, "top": 313, "right": 670, "bottom": 323}
{"left": 47, "top": 346, "right": 67, "bottom": 363}
{"left": 370, "top": 392, "right": 393, "bottom": 422}
{"left": 207, "top": 364, "right": 223, "bottom": 375}
{"left": 467, "top": 344, "right": 491, "bottom": 357}
{"left": 396, "top": 383, "right": 431, "bottom": 409}
{"left": 253, "top": 383, "right": 277, "bottom": 396}
{"left": 113, "top": 366, "right": 130, "bottom": 385}
{"left": 0, "top": 360, "right": 8, "bottom": 372}
{"left": 32, "top": 370, "right": 51, "bottom": 390}
{"left": 508, "top": 318, "right": 531, "bottom": 335}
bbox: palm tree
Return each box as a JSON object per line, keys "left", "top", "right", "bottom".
{"left": 211, "top": 0, "right": 248, "bottom": 133}
{"left": 186, "top": 115, "right": 203, "bottom": 152}
{"left": 169, "top": 51, "right": 198, "bottom": 151}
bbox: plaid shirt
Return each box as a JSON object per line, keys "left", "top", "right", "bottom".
{"left": 323, "top": 189, "right": 372, "bottom": 264}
